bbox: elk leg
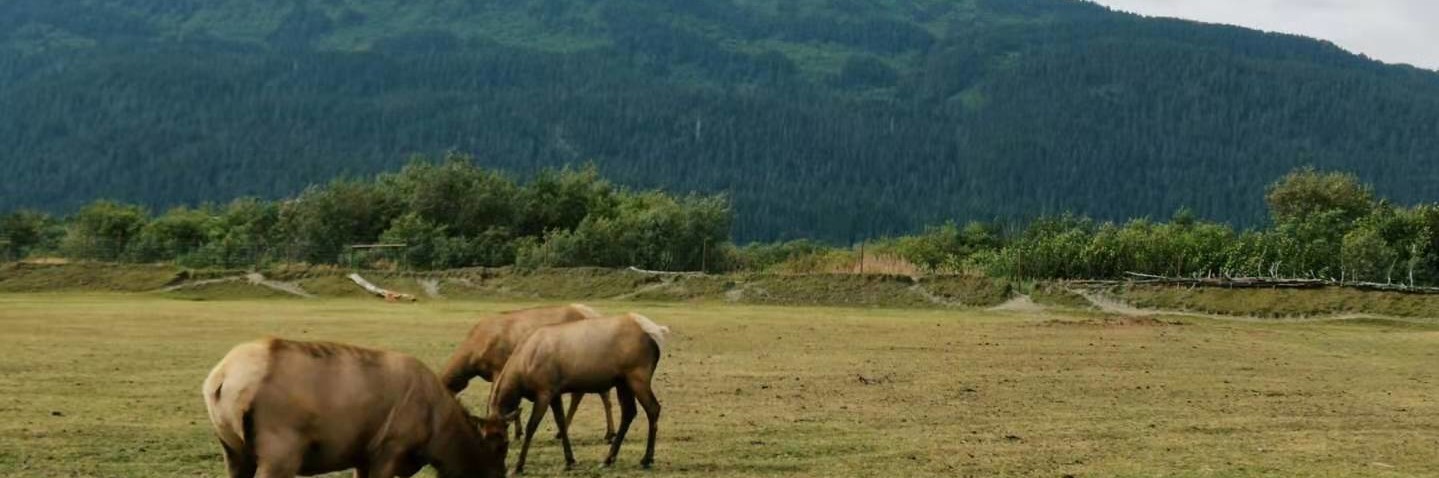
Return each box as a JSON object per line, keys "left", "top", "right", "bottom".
{"left": 221, "top": 442, "right": 256, "bottom": 478}
{"left": 512, "top": 405, "right": 523, "bottom": 440}
{"left": 629, "top": 376, "right": 663, "bottom": 469}
{"left": 253, "top": 433, "right": 302, "bottom": 478}
{"left": 603, "top": 385, "right": 638, "bottom": 467}
{"left": 557, "top": 393, "right": 583, "bottom": 440}
{"left": 359, "top": 448, "right": 405, "bottom": 478}
{"left": 549, "top": 396, "right": 577, "bottom": 468}
{"left": 515, "top": 394, "right": 552, "bottom": 475}
{"left": 487, "top": 379, "right": 523, "bottom": 440}
{"left": 254, "top": 459, "right": 301, "bottom": 478}
{"left": 600, "top": 390, "right": 616, "bottom": 443}
{"left": 360, "top": 461, "right": 398, "bottom": 478}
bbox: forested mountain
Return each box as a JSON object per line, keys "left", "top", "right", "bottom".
{"left": 3, "top": 0, "right": 1439, "bottom": 241}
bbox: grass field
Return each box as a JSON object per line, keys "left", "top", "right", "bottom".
{"left": 1, "top": 294, "right": 1437, "bottom": 477}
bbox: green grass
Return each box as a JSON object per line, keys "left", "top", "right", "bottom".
{"left": 1, "top": 294, "right": 1437, "bottom": 477}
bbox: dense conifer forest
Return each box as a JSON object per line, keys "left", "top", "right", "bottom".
{"left": 3, "top": 0, "right": 1438, "bottom": 241}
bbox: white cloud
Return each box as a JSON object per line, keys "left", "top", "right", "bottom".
{"left": 1091, "top": 0, "right": 1439, "bottom": 70}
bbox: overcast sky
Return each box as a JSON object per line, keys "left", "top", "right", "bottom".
{"left": 1091, "top": 0, "right": 1439, "bottom": 70}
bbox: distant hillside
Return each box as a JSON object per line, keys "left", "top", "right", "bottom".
{"left": 3, "top": 0, "right": 1439, "bottom": 240}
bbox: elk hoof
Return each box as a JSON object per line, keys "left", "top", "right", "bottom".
{"left": 640, "top": 459, "right": 653, "bottom": 469}
{"left": 602, "top": 459, "right": 615, "bottom": 468}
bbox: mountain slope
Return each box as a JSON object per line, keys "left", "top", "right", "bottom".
{"left": 3, "top": 0, "right": 1438, "bottom": 241}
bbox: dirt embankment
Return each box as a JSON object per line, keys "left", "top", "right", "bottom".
{"left": 0, "top": 262, "right": 1014, "bottom": 308}
{"left": 7, "top": 262, "right": 1438, "bottom": 319}
{"left": 1068, "top": 283, "right": 1439, "bottom": 321}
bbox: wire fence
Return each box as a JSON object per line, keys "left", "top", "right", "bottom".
{"left": 13, "top": 240, "right": 703, "bottom": 273}
{"left": 26, "top": 239, "right": 420, "bottom": 271}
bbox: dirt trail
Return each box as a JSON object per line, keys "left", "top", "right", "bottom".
{"left": 986, "top": 295, "right": 1047, "bottom": 314}
{"left": 608, "top": 279, "right": 675, "bottom": 301}
{"left": 1073, "top": 289, "right": 1154, "bottom": 316}
{"left": 244, "top": 273, "right": 315, "bottom": 298}
{"left": 158, "top": 273, "right": 314, "bottom": 298}
{"left": 158, "top": 276, "right": 241, "bottom": 292}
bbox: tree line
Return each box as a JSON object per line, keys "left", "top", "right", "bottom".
{"left": 0, "top": 155, "right": 730, "bottom": 272}
{"left": 869, "top": 168, "right": 1439, "bottom": 286}
{"left": 6, "top": 165, "right": 1439, "bottom": 287}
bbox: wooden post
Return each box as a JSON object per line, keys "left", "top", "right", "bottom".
{"left": 1410, "top": 243, "right": 1419, "bottom": 287}
{"left": 348, "top": 273, "right": 416, "bottom": 302}
{"left": 858, "top": 240, "right": 865, "bottom": 275}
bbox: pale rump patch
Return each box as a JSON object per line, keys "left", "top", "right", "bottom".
{"left": 203, "top": 339, "right": 272, "bottom": 449}
{"left": 569, "top": 303, "right": 604, "bottom": 319}
{"left": 627, "top": 313, "right": 671, "bottom": 349}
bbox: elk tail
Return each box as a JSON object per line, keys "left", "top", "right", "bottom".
{"left": 628, "top": 313, "right": 671, "bottom": 350}
{"left": 569, "top": 303, "right": 604, "bottom": 319}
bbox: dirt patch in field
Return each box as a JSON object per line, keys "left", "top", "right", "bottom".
{"left": 988, "top": 295, "right": 1046, "bottom": 313}
{"left": 1028, "top": 283, "right": 1096, "bottom": 309}
{"left": 1038, "top": 315, "right": 1184, "bottom": 328}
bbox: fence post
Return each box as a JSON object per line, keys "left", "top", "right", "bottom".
{"left": 859, "top": 240, "right": 865, "bottom": 275}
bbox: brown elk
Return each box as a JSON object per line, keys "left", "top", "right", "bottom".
{"left": 487, "top": 313, "right": 669, "bottom": 474}
{"left": 439, "top": 304, "right": 615, "bottom": 441}
{"left": 202, "top": 338, "right": 511, "bottom": 478}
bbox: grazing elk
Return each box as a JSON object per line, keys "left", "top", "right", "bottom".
{"left": 487, "top": 313, "right": 670, "bottom": 474}
{"left": 202, "top": 338, "right": 511, "bottom": 478}
{"left": 439, "top": 304, "right": 615, "bottom": 441}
